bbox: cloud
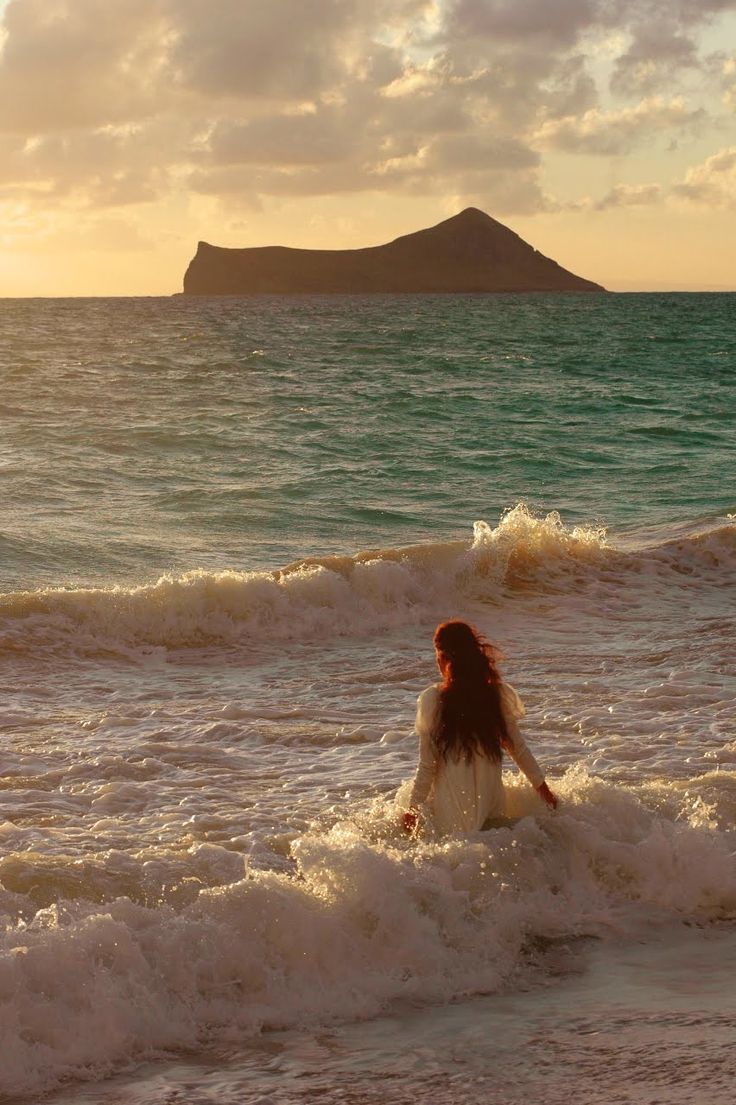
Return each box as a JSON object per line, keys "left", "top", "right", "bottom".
{"left": 189, "top": 46, "right": 544, "bottom": 209}
{"left": 0, "top": 0, "right": 735, "bottom": 226}
{"left": 169, "top": 0, "right": 369, "bottom": 102}
{"left": 674, "top": 145, "right": 736, "bottom": 205}
{"left": 444, "top": 0, "right": 736, "bottom": 85}
{"left": 721, "top": 55, "right": 736, "bottom": 106}
{"left": 190, "top": 134, "right": 542, "bottom": 210}
{"left": 534, "top": 96, "right": 705, "bottom": 154}
{"left": 595, "top": 181, "right": 663, "bottom": 208}
{"left": 0, "top": 122, "right": 182, "bottom": 207}
{"left": 609, "top": 24, "right": 700, "bottom": 95}
{"left": 206, "top": 111, "right": 357, "bottom": 169}
{"left": 422, "top": 132, "right": 540, "bottom": 172}
{"left": 0, "top": 0, "right": 171, "bottom": 132}
{"left": 445, "top": 0, "right": 596, "bottom": 48}
{"left": 539, "top": 55, "right": 599, "bottom": 118}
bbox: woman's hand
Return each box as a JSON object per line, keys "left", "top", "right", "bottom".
{"left": 402, "top": 810, "right": 418, "bottom": 833}
{"left": 536, "top": 781, "right": 558, "bottom": 809}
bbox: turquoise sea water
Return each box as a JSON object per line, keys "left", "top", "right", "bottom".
{"left": 1, "top": 293, "right": 735, "bottom": 1104}
{"left": 2, "top": 293, "right": 734, "bottom": 588}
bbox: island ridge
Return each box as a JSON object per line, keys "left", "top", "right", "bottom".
{"left": 182, "top": 208, "right": 605, "bottom": 295}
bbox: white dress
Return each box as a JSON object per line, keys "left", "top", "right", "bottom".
{"left": 407, "top": 682, "right": 544, "bottom": 833}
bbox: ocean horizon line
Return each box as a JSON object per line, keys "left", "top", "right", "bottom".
{"left": 1, "top": 286, "right": 736, "bottom": 300}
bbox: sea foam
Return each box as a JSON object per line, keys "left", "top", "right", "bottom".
{"left": 1, "top": 770, "right": 735, "bottom": 1098}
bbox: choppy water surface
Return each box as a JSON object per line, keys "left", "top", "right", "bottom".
{"left": 1, "top": 293, "right": 734, "bottom": 586}
{"left": 0, "top": 293, "right": 735, "bottom": 1103}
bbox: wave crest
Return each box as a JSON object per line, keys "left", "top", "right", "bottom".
{"left": 1, "top": 506, "right": 733, "bottom": 657}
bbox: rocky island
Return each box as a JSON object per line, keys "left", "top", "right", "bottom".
{"left": 182, "top": 207, "right": 605, "bottom": 295}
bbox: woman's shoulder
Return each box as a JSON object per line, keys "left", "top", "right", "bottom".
{"left": 417, "top": 683, "right": 442, "bottom": 708}
{"left": 498, "top": 681, "right": 526, "bottom": 719}
{"left": 416, "top": 683, "right": 442, "bottom": 726}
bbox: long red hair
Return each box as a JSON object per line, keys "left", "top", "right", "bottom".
{"left": 433, "top": 620, "right": 508, "bottom": 763}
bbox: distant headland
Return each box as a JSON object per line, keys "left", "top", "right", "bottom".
{"left": 182, "top": 208, "right": 606, "bottom": 295}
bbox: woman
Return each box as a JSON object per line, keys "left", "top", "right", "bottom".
{"left": 402, "top": 620, "right": 557, "bottom": 834}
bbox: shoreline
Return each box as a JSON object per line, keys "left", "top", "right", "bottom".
{"left": 43, "top": 921, "right": 736, "bottom": 1105}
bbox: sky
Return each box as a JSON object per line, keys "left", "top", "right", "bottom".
{"left": 0, "top": 0, "right": 735, "bottom": 295}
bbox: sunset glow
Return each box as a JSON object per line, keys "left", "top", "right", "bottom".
{"left": 1, "top": 0, "right": 735, "bottom": 295}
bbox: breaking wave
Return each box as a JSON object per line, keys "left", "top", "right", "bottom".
{"left": 1, "top": 505, "right": 734, "bottom": 658}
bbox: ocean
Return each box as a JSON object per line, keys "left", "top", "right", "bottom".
{"left": 1, "top": 292, "right": 735, "bottom": 1104}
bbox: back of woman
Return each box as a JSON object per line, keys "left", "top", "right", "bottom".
{"left": 403, "top": 621, "right": 556, "bottom": 835}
